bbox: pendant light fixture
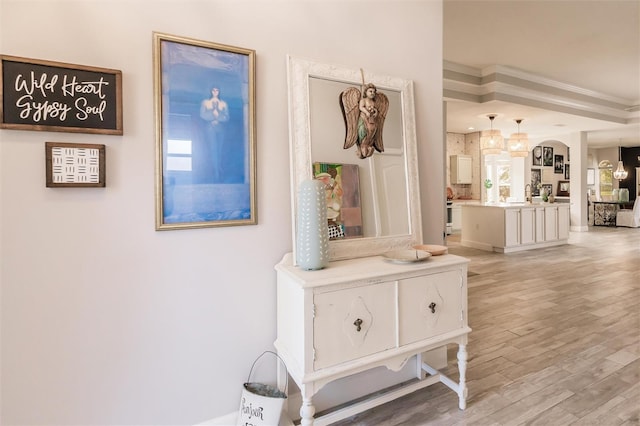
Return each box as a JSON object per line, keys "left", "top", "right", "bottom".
{"left": 508, "top": 119, "right": 530, "bottom": 157}
{"left": 613, "top": 145, "right": 628, "bottom": 180}
{"left": 480, "top": 114, "right": 504, "bottom": 155}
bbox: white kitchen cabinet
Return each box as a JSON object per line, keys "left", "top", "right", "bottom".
{"left": 275, "top": 253, "right": 470, "bottom": 425}
{"left": 505, "top": 209, "right": 520, "bottom": 247}
{"left": 504, "top": 207, "right": 535, "bottom": 247}
{"left": 451, "top": 204, "right": 462, "bottom": 231}
{"left": 535, "top": 207, "right": 545, "bottom": 242}
{"left": 461, "top": 203, "right": 570, "bottom": 253}
{"left": 558, "top": 205, "right": 570, "bottom": 239}
{"left": 450, "top": 155, "right": 472, "bottom": 184}
{"left": 520, "top": 207, "right": 536, "bottom": 245}
{"left": 545, "top": 206, "right": 558, "bottom": 240}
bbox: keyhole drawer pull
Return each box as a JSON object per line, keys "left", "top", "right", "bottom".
{"left": 428, "top": 302, "right": 436, "bottom": 313}
{"left": 353, "top": 318, "right": 363, "bottom": 332}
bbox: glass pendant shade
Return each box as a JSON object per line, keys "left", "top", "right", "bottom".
{"left": 614, "top": 161, "right": 628, "bottom": 180}
{"left": 508, "top": 119, "right": 530, "bottom": 157}
{"left": 613, "top": 146, "right": 628, "bottom": 180}
{"left": 480, "top": 115, "right": 503, "bottom": 155}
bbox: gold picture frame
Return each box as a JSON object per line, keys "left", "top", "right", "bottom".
{"left": 153, "top": 32, "right": 256, "bottom": 230}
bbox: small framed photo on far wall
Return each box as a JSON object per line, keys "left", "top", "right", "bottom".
{"left": 557, "top": 180, "right": 570, "bottom": 197}
{"left": 543, "top": 146, "right": 553, "bottom": 166}
{"left": 554, "top": 155, "right": 564, "bottom": 174}
{"left": 532, "top": 146, "right": 542, "bottom": 166}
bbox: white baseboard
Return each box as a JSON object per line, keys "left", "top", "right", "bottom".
{"left": 198, "top": 411, "right": 294, "bottom": 426}
{"left": 197, "top": 411, "right": 236, "bottom": 425}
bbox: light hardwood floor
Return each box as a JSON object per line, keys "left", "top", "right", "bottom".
{"left": 332, "top": 226, "right": 640, "bottom": 425}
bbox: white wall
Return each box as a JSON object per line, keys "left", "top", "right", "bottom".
{"left": 0, "top": 1, "right": 444, "bottom": 424}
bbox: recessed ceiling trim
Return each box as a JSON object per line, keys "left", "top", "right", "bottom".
{"left": 444, "top": 79, "right": 493, "bottom": 96}
{"left": 445, "top": 62, "right": 636, "bottom": 109}
{"left": 443, "top": 69, "right": 481, "bottom": 86}
{"left": 490, "top": 73, "right": 630, "bottom": 110}
{"left": 443, "top": 89, "right": 481, "bottom": 103}
{"left": 490, "top": 81, "right": 634, "bottom": 119}
{"left": 445, "top": 62, "right": 639, "bottom": 127}
{"left": 490, "top": 64, "right": 636, "bottom": 105}
{"left": 492, "top": 93, "right": 628, "bottom": 125}
{"left": 447, "top": 88, "right": 630, "bottom": 125}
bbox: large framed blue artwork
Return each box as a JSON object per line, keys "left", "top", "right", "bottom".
{"left": 153, "top": 32, "right": 256, "bottom": 230}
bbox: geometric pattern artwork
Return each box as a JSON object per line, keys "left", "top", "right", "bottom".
{"left": 51, "top": 146, "right": 100, "bottom": 183}
{"left": 45, "top": 142, "right": 105, "bottom": 187}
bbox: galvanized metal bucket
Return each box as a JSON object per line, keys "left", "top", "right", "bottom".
{"left": 237, "top": 351, "right": 288, "bottom": 426}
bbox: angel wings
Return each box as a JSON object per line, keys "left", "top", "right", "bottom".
{"left": 339, "top": 83, "right": 389, "bottom": 159}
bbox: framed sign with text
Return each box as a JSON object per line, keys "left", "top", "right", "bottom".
{"left": 1, "top": 55, "right": 123, "bottom": 135}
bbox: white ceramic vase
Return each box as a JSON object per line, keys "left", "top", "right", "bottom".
{"left": 296, "top": 179, "right": 329, "bottom": 270}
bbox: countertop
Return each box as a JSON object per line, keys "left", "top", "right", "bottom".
{"left": 462, "top": 202, "right": 570, "bottom": 209}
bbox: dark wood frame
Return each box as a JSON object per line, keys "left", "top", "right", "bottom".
{"left": 45, "top": 142, "right": 106, "bottom": 187}
{"left": 1, "top": 55, "right": 123, "bottom": 134}
{"left": 557, "top": 180, "right": 570, "bottom": 196}
{"left": 532, "top": 146, "right": 542, "bottom": 166}
{"left": 554, "top": 154, "right": 564, "bottom": 174}
{"left": 543, "top": 146, "right": 553, "bottom": 167}
{"left": 531, "top": 168, "right": 541, "bottom": 196}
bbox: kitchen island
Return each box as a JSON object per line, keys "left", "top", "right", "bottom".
{"left": 461, "top": 203, "right": 570, "bottom": 253}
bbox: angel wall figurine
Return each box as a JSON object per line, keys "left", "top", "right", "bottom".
{"left": 340, "top": 83, "right": 389, "bottom": 159}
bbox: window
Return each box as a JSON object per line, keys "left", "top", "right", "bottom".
{"left": 166, "top": 139, "right": 192, "bottom": 171}
{"left": 598, "top": 160, "right": 613, "bottom": 197}
{"left": 485, "top": 153, "right": 512, "bottom": 203}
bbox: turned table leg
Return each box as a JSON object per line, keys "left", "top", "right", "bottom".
{"left": 300, "top": 396, "right": 316, "bottom": 426}
{"left": 457, "top": 343, "right": 468, "bottom": 409}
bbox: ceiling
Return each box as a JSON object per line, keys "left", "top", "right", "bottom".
{"left": 443, "top": 0, "right": 640, "bottom": 149}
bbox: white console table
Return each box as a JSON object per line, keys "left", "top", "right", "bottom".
{"left": 274, "top": 252, "right": 471, "bottom": 425}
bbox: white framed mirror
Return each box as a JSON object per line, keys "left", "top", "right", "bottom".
{"left": 287, "top": 55, "right": 422, "bottom": 262}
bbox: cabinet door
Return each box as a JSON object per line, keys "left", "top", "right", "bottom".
{"left": 398, "top": 271, "right": 463, "bottom": 346}
{"left": 451, "top": 155, "right": 472, "bottom": 184}
{"left": 504, "top": 209, "right": 520, "bottom": 247}
{"left": 545, "top": 207, "right": 558, "bottom": 240}
{"left": 535, "top": 207, "right": 545, "bottom": 242}
{"left": 520, "top": 208, "right": 535, "bottom": 245}
{"left": 558, "top": 206, "right": 570, "bottom": 239}
{"left": 313, "top": 282, "right": 396, "bottom": 370}
{"left": 458, "top": 156, "right": 472, "bottom": 183}
{"left": 451, "top": 206, "right": 462, "bottom": 231}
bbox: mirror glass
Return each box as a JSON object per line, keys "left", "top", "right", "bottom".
{"left": 287, "top": 56, "right": 422, "bottom": 261}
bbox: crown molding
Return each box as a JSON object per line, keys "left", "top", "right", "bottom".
{"left": 444, "top": 61, "right": 639, "bottom": 125}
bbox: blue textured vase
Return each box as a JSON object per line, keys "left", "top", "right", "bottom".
{"left": 296, "top": 179, "right": 329, "bottom": 270}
